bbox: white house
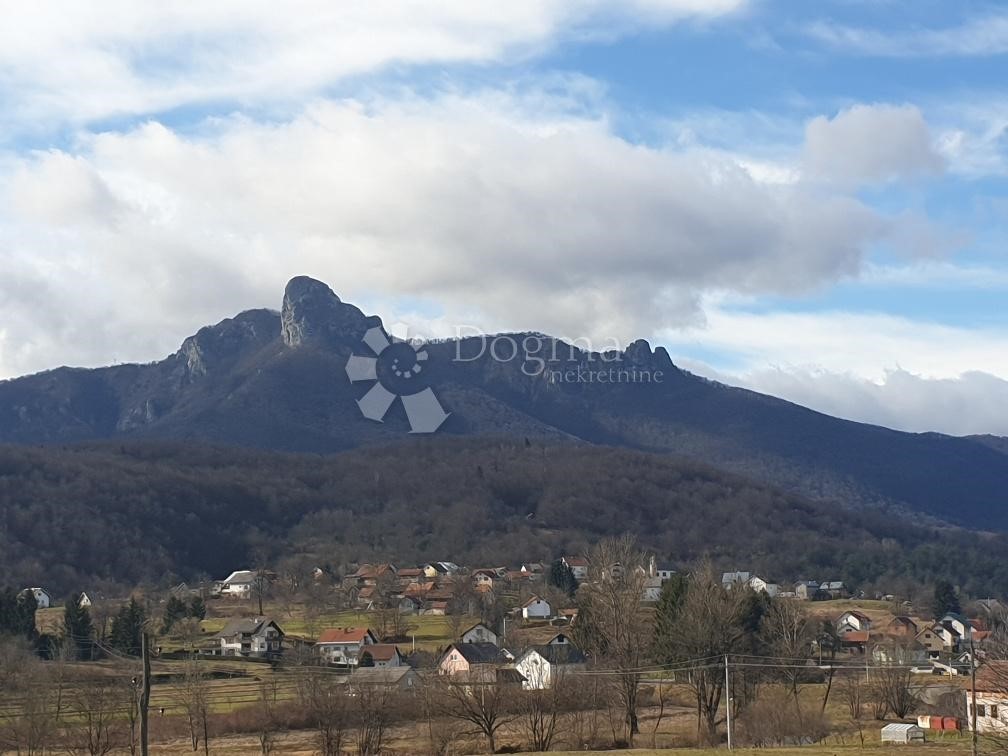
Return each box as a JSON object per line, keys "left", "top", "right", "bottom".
{"left": 78, "top": 592, "right": 93, "bottom": 608}
{"left": 722, "top": 571, "right": 751, "bottom": 589}
{"left": 218, "top": 570, "right": 256, "bottom": 599}
{"left": 21, "top": 588, "right": 51, "bottom": 609}
{"left": 217, "top": 617, "right": 284, "bottom": 658}
{"left": 748, "top": 576, "right": 780, "bottom": 597}
{"left": 838, "top": 610, "right": 873, "bottom": 634}
{"left": 562, "top": 556, "right": 589, "bottom": 581}
{"left": 968, "top": 662, "right": 1008, "bottom": 735}
{"left": 521, "top": 596, "right": 552, "bottom": 620}
{"left": 940, "top": 613, "right": 973, "bottom": 642}
{"left": 316, "top": 627, "right": 377, "bottom": 665}
{"left": 514, "top": 645, "right": 587, "bottom": 690}
{"left": 461, "top": 622, "right": 499, "bottom": 646}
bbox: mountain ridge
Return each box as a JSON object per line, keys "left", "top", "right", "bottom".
{"left": 1, "top": 276, "right": 1006, "bottom": 530}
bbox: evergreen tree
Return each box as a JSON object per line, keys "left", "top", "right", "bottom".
{"left": 189, "top": 596, "right": 207, "bottom": 620}
{"left": 547, "top": 559, "right": 578, "bottom": 597}
{"left": 359, "top": 650, "right": 375, "bottom": 667}
{"left": 0, "top": 587, "right": 38, "bottom": 640}
{"left": 652, "top": 573, "right": 689, "bottom": 661}
{"left": 63, "top": 593, "right": 95, "bottom": 660}
{"left": 109, "top": 597, "right": 146, "bottom": 655}
{"left": 931, "top": 580, "right": 960, "bottom": 617}
{"left": 162, "top": 595, "right": 188, "bottom": 633}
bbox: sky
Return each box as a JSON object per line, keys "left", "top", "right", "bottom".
{"left": 1, "top": 0, "right": 1007, "bottom": 436}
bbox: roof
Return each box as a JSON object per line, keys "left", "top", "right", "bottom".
{"left": 522, "top": 595, "right": 548, "bottom": 608}
{"left": 722, "top": 571, "right": 751, "bottom": 583}
{"left": 841, "top": 631, "right": 869, "bottom": 643}
{"left": 505, "top": 627, "right": 569, "bottom": 648}
{"left": 397, "top": 568, "right": 424, "bottom": 577}
{"left": 218, "top": 617, "right": 282, "bottom": 638}
{"left": 318, "top": 627, "right": 373, "bottom": 644}
{"left": 882, "top": 723, "right": 922, "bottom": 733}
{"left": 359, "top": 644, "right": 402, "bottom": 662}
{"left": 222, "top": 570, "right": 255, "bottom": 584}
{"left": 970, "top": 661, "right": 1008, "bottom": 693}
{"left": 461, "top": 622, "right": 495, "bottom": 637}
{"left": 563, "top": 556, "right": 589, "bottom": 567}
{"left": 842, "top": 610, "right": 872, "bottom": 622}
{"left": 520, "top": 644, "right": 586, "bottom": 665}
{"left": 351, "top": 563, "right": 396, "bottom": 579}
{"left": 446, "top": 642, "right": 511, "bottom": 665}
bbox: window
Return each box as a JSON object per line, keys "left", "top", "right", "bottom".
{"left": 992, "top": 705, "right": 999, "bottom": 719}
{"left": 977, "top": 704, "right": 987, "bottom": 717}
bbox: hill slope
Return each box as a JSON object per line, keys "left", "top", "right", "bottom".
{"left": 1, "top": 276, "right": 1006, "bottom": 529}
{"left": 2, "top": 439, "right": 1004, "bottom": 597}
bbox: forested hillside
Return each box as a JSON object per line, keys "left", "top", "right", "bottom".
{"left": 1, "top": 439, "right": 1004, "bottom": 599}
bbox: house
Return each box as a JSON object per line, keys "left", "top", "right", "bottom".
{"left": 795, "top": 581, "right": 822, "bottom": 601}
{"left": 217, "top": 617, "right": 284, "bottom": 658}
{"left": 521, "top": 596, "right": 552, "bottom": 620}
{"left": 837, "top": 610, "right": 873, "bottom": 634}
{"left": 471, "top": 569, "right": 499, "bottom": 590}
{"left": 316, "top": 627, "right": 377, "bottom": 666}
{"left": 358, "top": 644, "right": 405, "bottom": 668}
{"left": 505, "top": 628, "right": 572, "bottom": 652}
{"left": 881, "top": 723, "right": 925, "bottom": 745}
{"left": 820, "top": 581, "right": 849, "bottom": 599}
{"left": 748, "top": 576, "right": 780, "bottom": 597}
{"left": 423, "top": 600, "right": 449, "bottom": 616}
{"left": 887, "top": 616, "right": 919, "bottom": 637}
{"left": 423, "top": 562, "right": 460, "bottom": 578}
{"left": 461, "top": 622, "right": 499, "bottom": 646}
{"left": 561, "top": 556, "right": 589, "bottom": 581}
{"left": 940, "top": 613, "right": 973, "bottom": 642}
{"left": 915, "top": 627, "right": 945, "bottom": 658}
{"left": 397, "top": 567, "right": 425, "bottom": 583}
{"left": 398, "top": 595, "right": 423, "bottom": 614}
{"left": 439, "top": 643, "right": 513, "bottom": 681}
{"left": 521, "top": 562, "right": 546, "bottom": 575}
{"left": 933, "top": 623, "right": 963, "bottom": 651}
{"left": 967, "top": 661, "right": 1008, "bottom": 734}
{"left": 872, "top": 641, "right": 928, "bottom": 665}
{"left": 345, "top": 666, "right": 419, "bottom": 692}
{"left": 514, "top": 645, "right": 587, "bottom": 690}
{"left": 218, "top": 570, "right": 256, "bottom": 599}
{"left": 21, "top": 588, "right": 51, "bottom": 609}
{"left": 349, "top": 563, "right": 397, "bottom": 586}
{"left": 722, "top": 571, "right": 751, "bottom": 589}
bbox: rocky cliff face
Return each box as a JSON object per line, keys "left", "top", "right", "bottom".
{"left": 280, "top": 276, "right": 369, "bottom": 348}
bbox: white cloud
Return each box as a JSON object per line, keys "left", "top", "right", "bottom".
{"left": 0, "top": 0, "right": 746, "bottom": 131}
{"left": 806, "top": 13, "right": 1008, "bottom": 58}
{"left": 802, "top": 104, "right": 944, "bottom": 185}
{"left": 663, "top": 302, "right": 1008, "bottom": 382}
{"left": 0, "top": 90, "right": 897, "bottom": 379}
{"left": 683, "top": 363, "right": 1008, "bottom": 437}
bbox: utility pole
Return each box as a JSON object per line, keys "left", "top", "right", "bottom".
{"left": 140, "top": 631, "right": 151, "bottom": 756}
{"left": 725, "top": 653, "right": 732, "bottom": 750}
{"left": 970, "top": 632, "right": 978, "bottom": 756}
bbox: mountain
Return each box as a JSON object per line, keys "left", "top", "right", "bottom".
{"left": 2, "top": 275, "right": 1007, "bottom": 529}
{"left": 2, "top": 439, "right": 1005, "bottom": 597}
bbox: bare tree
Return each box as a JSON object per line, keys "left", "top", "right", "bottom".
{"left": 839, "top": 672, "right": 864, "bottom": 720}
{"left": 515, "top": 672, "right": 571, "bottom": 751}
{"left": 574, "top": 535, "right": 651, "bottom": 745}
{"left": 759, "top": 599, "right": 814, "bottom": 712}
{"left": 61, "top": 680, "right": 129, "bottom": 756}
{"left": 872, "top": 663, "right": 919, "bottom": 719}
{"left": 441, "top": 677, "right": 517, "bottom": 754}
{"left": 297, "top": 669, "right": 349, "bottom": 756}
{"left": 0, "top": 640, "right": 55, "bottom": 756}
{"left": 354, "top": 685, "right": 394, "bottom": 756}
{"left": 175, "top": 656, "right": 211, "bottom": 755}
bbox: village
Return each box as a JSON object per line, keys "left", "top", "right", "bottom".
{"left": 7, "top": 546, "right": 1008, "bottom": 754}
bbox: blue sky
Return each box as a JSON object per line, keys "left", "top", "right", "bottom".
{"left": 1, "top": 0, "right": 1007, "bottom": 434}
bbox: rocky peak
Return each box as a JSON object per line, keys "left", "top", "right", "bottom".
{"left": 280, "top": 276, "right": 369, "bottom": 347}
